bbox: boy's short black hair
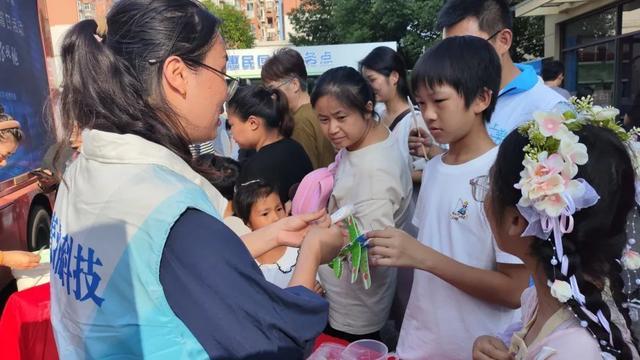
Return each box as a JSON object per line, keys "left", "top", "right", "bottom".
{"left": 542, "top": 60, "right": 565, "bottom": 82}
{"left": 233, "top": 178, "right": 279, "bottom": 224}
{"left": 437, "top": 0, "right": 512, "bottom": 34}
{"left": 411, "top": 36, "right": 501, "bottom": 123}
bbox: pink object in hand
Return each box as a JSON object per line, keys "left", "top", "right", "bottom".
{"left": 292, "top": 150, "right": 344, "bottom": 216}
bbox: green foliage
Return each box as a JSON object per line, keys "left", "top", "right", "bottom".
{"left": 511, "top": 16, "right": 544, "bottom": 63}
{"left": 289, "top": 0, "right": 544, "bottom": 65}
{"left": 202, "top": 1, "right": 255, "bottom": 49}
{"left": 288, "top": 0, "right": 338, "bottom": 45}
{"left": 288, "top": 0, "right": 442, "bottom": 67}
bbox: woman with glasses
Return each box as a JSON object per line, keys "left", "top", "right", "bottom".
{"left": 227, "top": 85, "right": 313, "bottom": 204}
{"left": 261, "top": 48, "right": 336, "bottom": 169}
{"left": 50, "top": 1, "right": 344, "bottom": 358}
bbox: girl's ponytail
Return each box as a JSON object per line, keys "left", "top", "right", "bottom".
{"left": 227, "top": 85, "right": 295, "bottom": 138}
{"left": 58, "top": 0, "right": 222, "bottom": 178}
{"left": 271, "top": 88, "right": 294, "bottom": 138}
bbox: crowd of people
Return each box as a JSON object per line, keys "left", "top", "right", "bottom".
{"left": 2, "top": 0, "right": 640, "bottom": 359}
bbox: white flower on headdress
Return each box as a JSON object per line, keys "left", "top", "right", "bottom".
{"left": 593, "top": 106, "right": 620, "bottom": 121}
{"left": 560, "top": 140, "right": 588, "bottom": 178}
{"left": 534, "top": 193, "right": 568, "bottom": 217}
{"left": 622, "top": 249, "right": 640, "bottom": 270}
{"left": 534, "top": 111, "right": 568, "bottom": 138}
{"left": 550, "top": 280, "right": 572, "bottom": 303}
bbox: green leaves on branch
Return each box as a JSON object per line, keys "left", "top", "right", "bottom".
{"left": 288, "top": 0, "right": 443, "bottom": 67}
{"left": 203, "top": 1, "right": 255, "bottom": 49}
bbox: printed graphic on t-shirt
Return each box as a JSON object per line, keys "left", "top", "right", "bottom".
{"left": 450, "top": 199, "right": 469, "bottom": 221}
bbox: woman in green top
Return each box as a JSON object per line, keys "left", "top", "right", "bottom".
{"left": 261, "top": 48, "right": 336, "bottom": 169}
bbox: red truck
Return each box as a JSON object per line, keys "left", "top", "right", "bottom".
{"left": 0, "top": 0, "right": 57, "bottom": 304}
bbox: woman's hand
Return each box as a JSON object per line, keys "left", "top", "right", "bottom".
{"left": 367, "top": 227, "right": 433, "bottom": 269}
{"left": 289, "top": 224, "right": 345, "bottom": 290}
{"left": 472, "top": 336, "right": 514, "bottom": 360}
{"left": 275, "top": 210, "right": 330, "bottom": 248}
{"left": 300, "top": 224, "right": 346, "bottom": 264}
{"left": 0, "top": 250, "right": 41, "bottom": 269}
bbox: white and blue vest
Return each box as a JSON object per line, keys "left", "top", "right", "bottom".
{"left": 50, "top": 130, "right": 228, "bottom": 359}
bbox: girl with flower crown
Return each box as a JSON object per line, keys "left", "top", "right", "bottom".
{"left": 472, "top": 103, "right": 640, "bottom": 359}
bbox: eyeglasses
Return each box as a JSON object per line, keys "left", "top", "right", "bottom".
{"left": 470, "top": 175, "right": 490, "bottom": 203}
{"left": 486, "top": 28, "right": 504, "bottom": 42}
{"left": 265, "top": 77, "right": 293, "bottom": 91}
{"left": 190, "top": 60, "right": 240, "bottom": 101}
{"left": 148, "top": 58, "right": 240, "bottom": 101}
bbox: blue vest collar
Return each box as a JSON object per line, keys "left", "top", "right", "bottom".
{"left": 499, "top": 64, "right": 538, "bottom": 97}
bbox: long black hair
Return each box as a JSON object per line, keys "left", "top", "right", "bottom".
{"left": 492, "top": 125, "right": 638, "bottom": 358}
{"left": 59, "top": 0, "right": 221, "bottom": 175}
{"left": 227, "top": 85, "right": 294, "bottom": 138}
{"left": 359, "top": 46, "right": 412, "bottom": 101}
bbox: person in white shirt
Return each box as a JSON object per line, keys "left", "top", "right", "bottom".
{"left": 312, "top": 66, "right": 413, "bottom": 342}
{"left": 409, "top": 0, "right": 566, "bottom": 153}
{"left": 359, "top": 46, "right": 430, "bottom": 334}
{"left": 359, "top": 46, "right": 438, "bottom": 175}
{"left": 367, "top": 36, "right": 529, "bottom": 360}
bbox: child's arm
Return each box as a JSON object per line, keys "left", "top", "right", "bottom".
{"left": 367, "top": 228, "right": 529, "bottom": 309}
{"left": 0, "top": 250, "right": 41, "bottom": 269}
{"left": 240, "top": 209, "right": 330, "bottom": 258}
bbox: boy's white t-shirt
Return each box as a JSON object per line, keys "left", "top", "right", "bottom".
{"left": 397, "top": 146, "right": 523, "bottom": 360}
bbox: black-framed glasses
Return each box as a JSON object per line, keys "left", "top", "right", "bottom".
{"left": 148, "top": 58, "right": 239, "bottom": 100}
{"left": 190, "top": 60, "right": 240, "bottom": 100}
{"left": 486, "top": 28, "right": 504, "bottom": 42}
{"left": 470, "top": 175, "right": 490, "bottom": 203}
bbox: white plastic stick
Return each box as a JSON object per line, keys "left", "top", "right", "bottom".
{"left": 407, "top": 96, "right": 432, "bottom": 159}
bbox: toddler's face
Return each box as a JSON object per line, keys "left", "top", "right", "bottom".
{"left": 248, "top": 192, "right": 286, "bottom": 230}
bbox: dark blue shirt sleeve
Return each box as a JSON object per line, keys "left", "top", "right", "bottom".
{"left": 160, "top": 209, "right": 328, "bottom": 359}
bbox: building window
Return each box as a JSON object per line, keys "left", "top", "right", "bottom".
{"left": 564, "top": 42, "right": 616, "bottom": 105}
{"left": 622, "top": 0, "right": 640, "bottom": 34}
{"left": 246, "top": 2, "right": 254, "bottom": 18}
{"left": 562, "top": 0, "right": 640, "bottom": 110}
{"left": 619, "top": 32, "right": 640, "bottom": 105}
{"left": 564, "top": 7, "right": 617, "bottom": 48}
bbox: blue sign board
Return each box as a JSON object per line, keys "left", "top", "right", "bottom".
{"left": 0, "top": 0, "right": 51, "bottom": 182}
